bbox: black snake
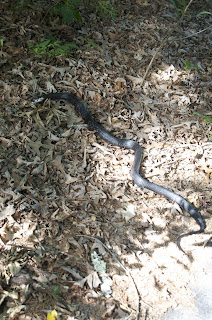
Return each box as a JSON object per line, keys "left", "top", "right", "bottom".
{"left": 33, "top": 92, "right": 206, "bottom": 252}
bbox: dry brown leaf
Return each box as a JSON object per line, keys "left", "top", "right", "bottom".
{"left": 108, "top": 31, "right": 121, "bottom": 40}
{"left": 51, "top": 155, "right": 65, "bottom": 174}
{"left": 0, "top": 204, "right": 15, "bottom": 221}
{"left": 135, "top": 0, "right": 150, "bottom": 6}
{"left": 126, "top": 75, "right": 143, "bottom": 88}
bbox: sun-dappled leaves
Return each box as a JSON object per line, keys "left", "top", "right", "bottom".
{"left": 0, "top": 0, "right": 211, "bottom": 319}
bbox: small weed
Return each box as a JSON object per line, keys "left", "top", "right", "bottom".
{"left": 183, "top": 60, "right": 201, "bottom": 71}
{"left": 10, "top": 0, "right": 37, "bottom": 16}
{"left": 95, "top": 0, "right": 117, "bottom": 19}
{"left": 28, "top": 36, "right": 80, "bottom": 57}
{"left": 198, "top": 11, "right": 212, "bottom": 16}
{"left": 194, "top": 112, "right": 212, "bottom": 124}
{"left": 51, "top": 286, "right": 61, "bottom": 299}
{"left": 0, "top": 37, "right": 6, "bottom": 47}
{"left": 170, "top": 0, "right": 191, "bottom": 18}
{"left": 52, "top": 0, "right": 117, "bottom": 24}
{"left": 79, "top": 36, "right": 96, "bottom": 51}
{"left": 50, "top": 0, "right": 82, "bottom": 25}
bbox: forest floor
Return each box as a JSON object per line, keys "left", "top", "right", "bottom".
{"left": 0, "top": 0, "right": 212, "bottom": 319}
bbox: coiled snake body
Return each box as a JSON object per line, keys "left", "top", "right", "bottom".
{"left": 33, "top": 92, "right": 205, "bottom": 252}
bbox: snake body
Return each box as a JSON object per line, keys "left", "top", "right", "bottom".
{"left": 33, "top": 92, "right": 205, "bottom": 252}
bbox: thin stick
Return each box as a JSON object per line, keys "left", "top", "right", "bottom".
{"left": 141, "top": 0, "right": 194, "bottom": 84}
{"left": 75, "top": 234, "right": 152, "bottom": 319}
{"left": 183, "top": 24, "right": 212, "bottom": 39}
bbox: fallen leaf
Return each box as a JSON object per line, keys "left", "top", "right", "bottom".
{"left": 47, "top": 309, "right": 58, "bottom": 320}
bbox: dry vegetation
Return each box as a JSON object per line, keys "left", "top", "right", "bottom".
{"left": 0, "top": 0, "right": 211, "bottom": 319}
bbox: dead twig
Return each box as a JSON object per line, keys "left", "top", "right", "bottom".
{"left": 75, "top": 234, "right": 152, "bottom": 320}
{"left": 142, "top": 0, "right": 195, "bottom": 84}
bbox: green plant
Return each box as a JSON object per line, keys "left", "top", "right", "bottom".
{"left": 50, "top": 0, "right": 82, "bottom": 25}
{"left": 79, "top": 36, "right": 96, "bottom": 51}
{"left": 198, "top": 11, "right": 212, "bottom": 16}
{"left": 10, "top": 0, "right": 37, "bottom": 16}
{"left": 28, "top": 36, "right": 80, "bottom": 57}
{"left": 0, "top": 37, "right": 6, "bottom": 47}
{"left": 170, "top": 0, "right": 190, "bottom": 17}
{"left": 183, "top": 60, "right": 201, "bottom": 71}
{"left": 51, "top": 285, "right": 61, "bottom": 299}
{"left": 94, "top": 0, "right": 117, "bottom": 19}
{"left": 194, "top": 112, "right": 212, "bottom": 124}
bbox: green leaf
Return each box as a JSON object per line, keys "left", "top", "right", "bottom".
{"left": 72, "top": 0, "right": 80, "bottom": 6}
{"left": 182, "top": 0, "right": 187, "bottom": 11}
{"left": 61, "top": 5, "right": 74, "bottom": 24}
{"left": 198, "top": 11, "right": 212, "bottom": 16}
{"left": 194, "top": 111, "right": 212, "bottom": 124}
{"left": 40, "top": 40, "right": 51, "bottom": 48}
{"left": 28, "top": 36, "right": 80, "bottom": 57}
{"left": 0, "top": 37, "right": 6, "bottom": 46}
{"left": 183, "top": 60, "right": 201, "bottom": 71}
{"left": 170, "top": 0, "right": 179, "bottom": 9}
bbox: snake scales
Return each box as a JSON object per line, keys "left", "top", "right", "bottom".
{"left": 33, "top": 92, "right": 206, "bottom": 252}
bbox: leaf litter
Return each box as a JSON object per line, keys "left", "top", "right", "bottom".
{"left": 0, "top": 1, "right": 212, "bottom": 319}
